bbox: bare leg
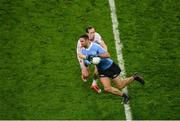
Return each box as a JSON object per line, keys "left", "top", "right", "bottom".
{"left": 93, "top": 66, "right": 99, "bottom": 80}
{"left": 113, "top": 76, "right": 134, "bottom": 89}
{"left": 90, "top": 66, "right": 101, "bottom": 93}
{"left": 100, "top": 77, "right": 123, "bottom": 96}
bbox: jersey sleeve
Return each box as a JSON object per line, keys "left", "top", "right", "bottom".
{"left": 96, "top": 44, "right": 107, "bottom": 55}
{"left": 80, "top": 49, "right": 85, "bottom": 55}
{"left": 95, "top": 32, "right": 102, "bottom": 44}
{"left": 76, "top": 39, "right": 81, "bottom": 54}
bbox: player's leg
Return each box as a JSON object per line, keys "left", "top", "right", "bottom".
{"left": 92, "top": 65, "right": 99, "bottom": 84}
{"left": 97, "top": 62, "right": 123, "bottom": 95}
{"left": 93, "top": 65, "right": 99, "bottom": 81}
{"left": 108, "top": 62, "right": 144, "bottom": 89}
{"left": 100, "top": 62, "right": 130, "bottom": 103}
{"left": 100, "top": 77, "right": 130, "bottom": 104}
{"left": 112, "top": 76, "right": 134, "bottom": 89}
{"left": 100, "top": 77, "right": 123, "bottom": 96}
{"left": 91, "top": 65, "right": 98, "bottom": 84}
{"left": 112, "top": 73, "right": 144, "bottom": 89}
{"left": 91, "top": 65, "right": 101, "bottom": 93}
{"left": 104, "top": 62, "right": 133, "bottom": 89}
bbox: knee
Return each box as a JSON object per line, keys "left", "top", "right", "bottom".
{"left": 82, "top": 73, "right": 90, "bottom": 79}
{"left": 104, "top": 87, "right": 112, "bottom": 92}
{"left": 117, "top": 84, "right": 124, "bottom": 89}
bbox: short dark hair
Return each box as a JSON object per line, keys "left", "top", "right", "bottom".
{"left": 85, "top": 26, "right": 94, "bottom": 33}
{"left": 79, "top": 34, "right": 89, "bottom": 40}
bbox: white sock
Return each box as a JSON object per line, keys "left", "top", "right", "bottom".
{"left": 92, "top": 79, "right": 97, "bottom": 85}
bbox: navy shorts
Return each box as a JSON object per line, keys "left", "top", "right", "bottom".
{"left": 98, "top": 62, "right": 121, "bottom": 79}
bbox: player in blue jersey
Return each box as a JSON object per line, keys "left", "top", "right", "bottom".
{"left": 77, "top": 26, "right": 108, "bottom": 93}
{"left": 78, "top": 34, "right": 145, "bottom": 104}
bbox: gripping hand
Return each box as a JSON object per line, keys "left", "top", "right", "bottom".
{"left": 86, "top": 55, "right": 94, "bottom": 62}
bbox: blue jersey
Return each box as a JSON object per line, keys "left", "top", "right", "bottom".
{"left": 81, "top": 43, "right": 113, "bottom": 70}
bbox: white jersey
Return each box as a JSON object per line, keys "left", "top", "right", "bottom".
{"left": 76, "top": 32, "right": 102, "bottom": 54}
{"left": 92, "top": 32, "right": 102, "bottom": 44}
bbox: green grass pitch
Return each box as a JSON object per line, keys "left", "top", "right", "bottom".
{"left": 0, "top": 0, "right": 179, "bottom": 119}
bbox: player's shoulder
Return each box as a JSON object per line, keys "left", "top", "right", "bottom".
{"left": 92, "top": 42, "right": 102, "bottom": 48}
{"left": 94, "top": 32, "right": 102, "bottom": 44}
{"left": 77, "top": 39, "right": 81, "bottom": 48}
{"left": 95, "top": 32, "right": 101, "bottom": 38}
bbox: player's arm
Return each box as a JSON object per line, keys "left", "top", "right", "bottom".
{"left": 99, "top": 39, "right": 108, "bottom": 51}
{"left": 98, "top": 52, "right": 110, "bottom": 58}
{"left": 78, "top": 53, "right": 86, "bottom": 59}
{"left": 76, "top": 40, "right": 82, "bottom": 56}
{"left": 79, "top": 53, "right": 95, "bottom": 62}
{"left": 78, "top": 50, "right": 91, "bottom": 60}
{"left": 95, "top": 33, "right": 108, "bottom": 51}
{"left": 96, "top": 44, "right": 110, "bottom": 58}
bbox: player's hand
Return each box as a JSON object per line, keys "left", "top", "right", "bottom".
{"left": 84, "top": 60, "right": 91, "bottom": 66}
{"left": 86, "top": 55, "right": 94, "bottom": 62}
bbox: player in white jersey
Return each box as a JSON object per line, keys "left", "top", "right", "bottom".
{"left": 76, "top": 26, "right": 107, "bottom": 93}
{"left": 85, "top": 27, "right": 107, "bottom": 51}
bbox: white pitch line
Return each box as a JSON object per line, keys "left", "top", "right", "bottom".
{"left": 108, "top": 0, "right": 132, "bottom": 120}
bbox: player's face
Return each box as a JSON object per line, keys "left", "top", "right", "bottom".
{"left": 87, "top": 28, "right": 95, "bottom": 40}
{"left": 80, "top": 38, "right": 88, "bottom": 47}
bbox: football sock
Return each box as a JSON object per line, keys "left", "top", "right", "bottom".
{"left": 93, "top": 79, "right": 97, "bottom": 84}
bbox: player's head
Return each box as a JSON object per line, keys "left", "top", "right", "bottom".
{"left": 86, "top": 26, "right": 95, "bottom": 40}
{"left": 79, "top": 34, "right": 90, "bottom": 47}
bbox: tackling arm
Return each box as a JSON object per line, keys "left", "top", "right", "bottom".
{"left": 99, "top": 39, "right": 108, "bottom": 51}
{"left": 78, "top": 53, "right": 86, "bottom": 59}
{"left": 98, "top": 52, "right": 110, "bottom": 58}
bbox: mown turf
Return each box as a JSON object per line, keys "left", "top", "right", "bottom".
{"left": 1, "top": 0, "right": 179, "bottom": 120}
{"left": 115, "top": 0, "right": 180, "bottom": 119}
{"left": 0, "top": 0, "right": 125, "bottom": 119}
